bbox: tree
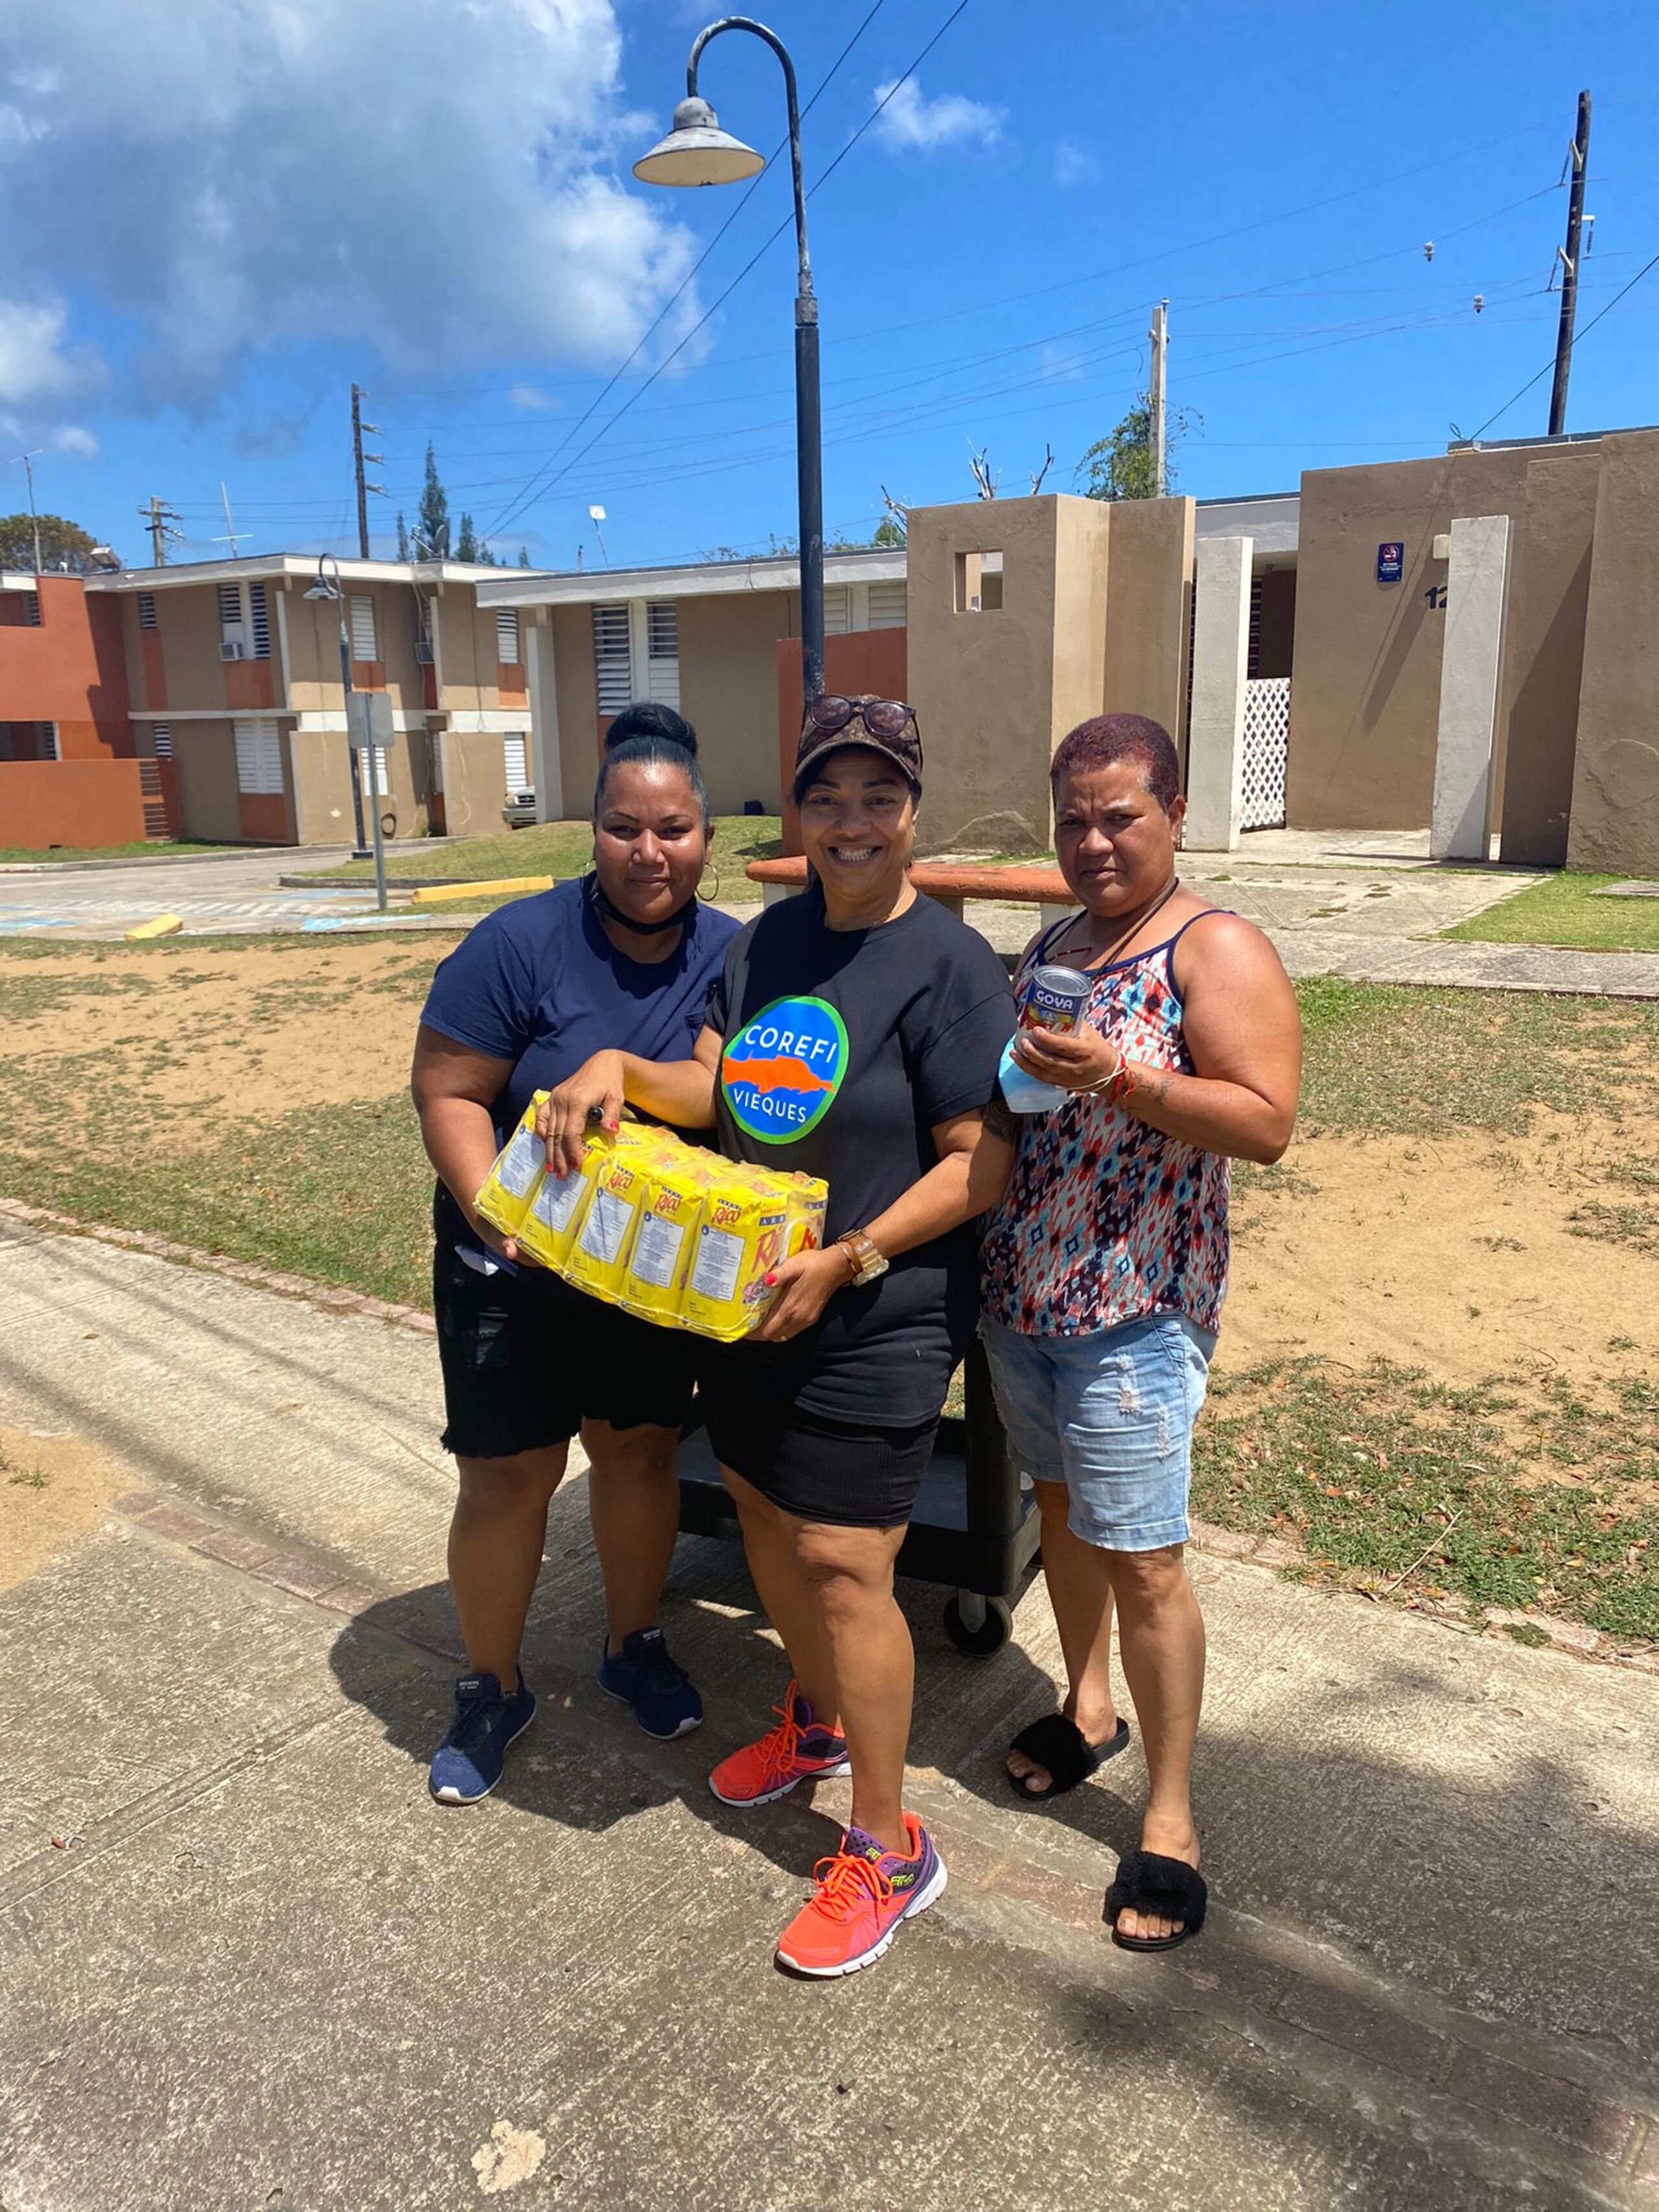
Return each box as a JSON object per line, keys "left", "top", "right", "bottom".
{"left": 872, "top": 515, "right": 905, "bottom": 548}
{"left": 0, "top": 511, "right": 100, "bottom": 574}
{"left": 517, "top": 546, "right": 531, "bottom": 568}
{"left": 417, "top": 444, "right": 450, "bottom": 560}
{"left": 1076, "top": 394, "right": 1198, "bottom": 501}
{"left": 455, "top": 511, "right": 479, "bottom": 563}
{"left": 396, "top": 511, "right": 410, "bottom": 561}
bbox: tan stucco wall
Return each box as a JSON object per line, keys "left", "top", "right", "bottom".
{"left": 1101, "top": 496, "right": 1194, "bottom": 746}
{"left": 907, "top": 495, "right": 1109, "bottom": 854}
{"left": 1495, "top": 451, "right": 1599, "bottom": 866}
{"left": 1287, "top": 446, "right": 1565, "bottom": 829}
{"left": 288, "top": 719, "right": 436, "bottom": 844}
{"left": 435, "top": 588, "right": 503, "bottom": 713}
{"left": 1567, "top": 430, "right": 1659, "bottom": 874}
{"left": 169, "top": 719, "right": 242, "bottom": 843}
{"left": 439, "top": 731, "right": 509, "bottom": 841}
{"left": 152, "top": 586, "right": 235, "bottom": 710}
{"left": 679, "top": 589, "right": 798, "bottom": 816}
{"left": 551, "top": 603, "right": 600, "bottom": 818}
{"left": 284, "top": 580, "right": 428, "bottom": 714}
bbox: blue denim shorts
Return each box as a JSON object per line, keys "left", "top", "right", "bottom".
{"left": 981, "top": 1312, "right": 1216, "bottom": 1552}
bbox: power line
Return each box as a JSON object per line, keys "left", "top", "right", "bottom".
{"left": 1467, "top": 240, "right": 1659, "bottom": 440}
{"left": 483, "top": 0, "right": 976, "bottom": 540}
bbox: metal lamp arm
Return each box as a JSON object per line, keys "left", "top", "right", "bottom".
{"left": 686, "top": 16, "right": 813, "bottom": 301}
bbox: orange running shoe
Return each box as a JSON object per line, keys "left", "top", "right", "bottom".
{"left": 708, "top": 1681, "right": 851, "bottom": 1808}
{"left": 774, "top": 1815, "right": 947, "bottom": 1978}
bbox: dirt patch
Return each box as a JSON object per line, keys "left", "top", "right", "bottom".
{"left": 1227, "top": 1112, "right": 1659, "bottom": 1398}
{"left": 0, "top": 1421, "right": 133, "bottom": 1590}
{"left": 0, "top": 940, "right": 446, "bottom": 1142}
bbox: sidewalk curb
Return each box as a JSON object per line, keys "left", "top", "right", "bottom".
{"left": 5, "top": 1194, "right": 1653, "bottom": 1679}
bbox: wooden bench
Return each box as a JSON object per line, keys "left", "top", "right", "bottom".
{"left": 745, "top": 855, "right": 1074, "bottom": 929}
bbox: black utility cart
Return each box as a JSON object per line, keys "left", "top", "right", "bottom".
{"left": 677, "top": 1337, "right": 1041, "bottom": 1655}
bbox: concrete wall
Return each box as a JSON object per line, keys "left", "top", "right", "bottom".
{"left": 550, "top": 604, "right": 600, "bottom": 819}
{"left": 1568, "top": 429, "right": 1659, "bottom": 875}
{"left": 0, "top": 579, "right": 132, "bottom": 758}
{"left": 152, "top": 587, "right": 237, "bottom": 714}
{"left": 907, "top": 495, "right": 1109, "bottom": 854}
{"left": 0, "top": 760, "right": 161, "bottom": 847}
{"left": 1100, "top": 496, "right": 1194, "bottom": 747}
{"left": 1495, "top": 452, "right": 1597, "bottom": 865}
{"left": 1287, "top": 443, "right": 1600, "bottom": 830}
{"left": 437, "top": 731, "right": 509, "bottom": 841}
{"left": 679, "top": 588, "right": 798, "bottom": 817}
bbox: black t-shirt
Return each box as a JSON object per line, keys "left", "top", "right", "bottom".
{"left": 704, "top": 885, "right": 1014, "bottom": 1424}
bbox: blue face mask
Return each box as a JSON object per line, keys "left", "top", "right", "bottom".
{"left": 997, "top": 1034, "right": 1069, "bottom": 1114}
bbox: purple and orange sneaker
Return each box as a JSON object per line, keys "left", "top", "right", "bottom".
{"left": 708, "top": 1680, "right": 851, "bottom": 1807}
{"left": 774, "top": 1814, "right": 947, "bottom": 1977}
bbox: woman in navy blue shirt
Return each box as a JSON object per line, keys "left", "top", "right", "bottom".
{"left": 410, "top": 706, "right": 738, "bottom": 1806}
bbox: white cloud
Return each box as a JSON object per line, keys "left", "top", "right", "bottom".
{"left": 0, "top": 1, "right": 701, "bottom": 413}
{"left": 872, "top": 76, "right": 1004, "bottom": 152}
{"left": 1054, "top": 141, "right": 1099, "bottom": 187}
{"left": 509, "top": 383, "right": 559, "bottom": 412}
{"left": 0, "top": 295, "right": 106, "bottom": 457}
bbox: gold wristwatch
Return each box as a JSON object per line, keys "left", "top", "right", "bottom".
{"left": 835, "top": 1229, "right": 889, "bottom": 1286}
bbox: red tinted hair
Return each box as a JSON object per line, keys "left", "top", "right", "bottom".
{"left": 1050, "top": 714, "right": 1180, "bottom": 811}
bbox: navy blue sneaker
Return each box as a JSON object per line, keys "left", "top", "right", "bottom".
{"left": 597, "top": 1627, "right": 703, "bottom": 1740}
{"left": 428, "top": 1670, "right": 536, "bottom": 1805}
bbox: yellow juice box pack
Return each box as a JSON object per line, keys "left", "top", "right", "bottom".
{"left": 474, "top": 1103, "right": 827, "bottom": 1343}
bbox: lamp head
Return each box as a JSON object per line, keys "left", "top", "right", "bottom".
{"left": 304, "top": 561, "right": 342, "bottom": 603}
{"left": 633, "top": 95, "right": 764, "bottom": 187}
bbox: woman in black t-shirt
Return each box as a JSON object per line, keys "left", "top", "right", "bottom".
{"left": 539, "top": 697, "right": 1014, "bottom": 1979}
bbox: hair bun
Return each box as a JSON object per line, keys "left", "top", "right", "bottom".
{"left": 603, "top": 703, "right": 698, "bottom": 756}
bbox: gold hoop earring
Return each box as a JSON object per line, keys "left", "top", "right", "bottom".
{"left": 699, "top": 858, "right": 721, "bottom": 903}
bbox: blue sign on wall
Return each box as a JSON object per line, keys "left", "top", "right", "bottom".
{"left": 1376, "top": 541, "right": 1404, "bottom": 585}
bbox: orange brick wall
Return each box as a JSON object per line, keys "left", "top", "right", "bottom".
{"left": 0, "top": 579, "right": 132, "bottom": 759}
{"left": 0, "top": 758, "right": 176, "bottom": 848}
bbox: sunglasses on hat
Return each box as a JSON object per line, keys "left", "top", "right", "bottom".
{"left": 795, "top": 695, "right": 923, "bottom": 787}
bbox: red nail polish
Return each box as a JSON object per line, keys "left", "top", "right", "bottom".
{"left": 764, "top": 1273, "right": 777, "bottom": 1286}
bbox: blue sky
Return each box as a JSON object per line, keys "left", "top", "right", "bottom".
{"left": 4, "top": 0, "right": 1656, "bottom": 570}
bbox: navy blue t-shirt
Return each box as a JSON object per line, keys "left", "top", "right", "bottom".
{"left": 421, "top": 875, "right": 739, "bottom": 1255}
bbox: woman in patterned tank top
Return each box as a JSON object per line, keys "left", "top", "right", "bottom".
{"left": 980, "top": 714, "right": 1302, "bottom": 1953}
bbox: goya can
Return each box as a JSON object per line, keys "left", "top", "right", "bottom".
{"left": 1019, "top": 964, "right": 1093, "bottom": 1035}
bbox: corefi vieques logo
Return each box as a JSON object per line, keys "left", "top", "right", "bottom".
{"left": 721, "top": 996, "right": 848, "bottom": 1143}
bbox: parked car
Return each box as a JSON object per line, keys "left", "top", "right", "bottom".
{"left": 501, "top": 788, "right": 537, "bottom": 829}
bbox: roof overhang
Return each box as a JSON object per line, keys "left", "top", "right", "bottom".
{"left": 86, "top": 555, "right": 551, "bottom": 594}
{"left": 472, "top": 546, "right": 908, "bottom": 610}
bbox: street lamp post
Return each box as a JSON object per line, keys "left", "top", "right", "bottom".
{"left": 634, "top": 16, "right": 824, "bottom": 711}
{"left": 305, "top": 555, "right": 388, "bottom": 911}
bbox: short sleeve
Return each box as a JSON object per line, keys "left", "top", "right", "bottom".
{"left": 909, "top": 933, "right": 1015, "bottom": 1127}
{"left": 419, "top": 907, "right": 539, "bottom": 1065}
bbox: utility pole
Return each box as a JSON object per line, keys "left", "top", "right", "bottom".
{"left": 12, "top": 452, "right": 43, "bottom": 572}
{"left": 138, "top": 495, "right": 183, "bottom": 567}
{"left": 1149, "top": 299, "right": 1169, "bottom": 497}
{"left": 1548, "top": 90, "right": 1592, "bottom": 437}
{"left": 352, "top": 385, "right": 384, "bottom": 559}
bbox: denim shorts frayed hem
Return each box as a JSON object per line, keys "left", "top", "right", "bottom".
{"left": 981, "top": 1310, "right": 1215, "bottom": 1554}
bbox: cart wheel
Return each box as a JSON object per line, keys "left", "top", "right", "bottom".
{"left": 943, "top": 1590, "right": 1013, "bottom": 1657}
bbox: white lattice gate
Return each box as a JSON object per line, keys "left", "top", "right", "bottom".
{"left": 1241, "top": 676, "right": 1290, "bottom": 830}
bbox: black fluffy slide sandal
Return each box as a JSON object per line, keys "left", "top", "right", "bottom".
{"left": 1006, "top": 1712, "right": 1131, "bottom": 1802}
{"left": 1103, "top": 1849, "right": 1207, "bottom": 1951}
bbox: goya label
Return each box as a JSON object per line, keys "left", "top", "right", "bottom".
{"left": 720, "top": 995, "right": 848, "bottom": 1145}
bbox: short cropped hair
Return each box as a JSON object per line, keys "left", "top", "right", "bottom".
{"left": 1050, "top": 713, "right": 1181, "bottom": 811}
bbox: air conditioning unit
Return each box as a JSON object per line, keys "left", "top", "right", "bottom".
{"left": 220, "top": 640, "right": 246, "bottom": 660}
{"left": 414, "top": 642, "right": 434, "bottom": 665}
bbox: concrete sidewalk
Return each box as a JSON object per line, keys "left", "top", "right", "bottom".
{"left": 2, "top": 1217, "right": 1657, "bottom": 2210}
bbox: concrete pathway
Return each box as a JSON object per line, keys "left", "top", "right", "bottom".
{"left": 1, "top": 1213, "right": 1656, "bottom": 2209}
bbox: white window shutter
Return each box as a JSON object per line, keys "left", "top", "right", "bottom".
{"left": 137, "top": 592, "right": 157, "bottom": 630}
{"left": 592, "top": 604, "right": 632, "bottom": 716}
{"left": 349, "top": 595, "right": 378, "bottom": 661}
{"left": 503, "top": 732, "right": 529, "bottom": 791}
{"left": 822, "top": 586, "right": 850, "bottom": 636}
{"left": 645, "top": 601, "right": 679, "bottom": 708}
{"left": 249, "top": 582, "right": 271, "bottom": 659}
{"left": 867, "top": 581, "right": 907, "bottom": 629}
{"left": 234, "top": 718, "right": 284, "bottom": 794}
{"left": 152, "top": 724, "right": 173, "bottom": 758}
{"left": 217, "top": 583, "right": 243, "bottom": 627}
{"left": 495, "top": 609, "right": 521, "bottom": 664}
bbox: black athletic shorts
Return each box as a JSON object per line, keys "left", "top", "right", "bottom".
{"left": 698, "top": 1366, "right": 938, "bottom": 1529}
{"left": 433, "top": 1244, "right": 701, "bottom": 1459}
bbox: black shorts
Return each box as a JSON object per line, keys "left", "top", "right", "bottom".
{"left": 433, "top": 1245, "right": 701, "bottom": 1460}
{"left": 698, "top": 1368, "right": 938, "bottom": 1529}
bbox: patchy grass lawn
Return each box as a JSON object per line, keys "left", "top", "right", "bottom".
{"left": 0, "top": 839, "right": 237, "bottom": 865}
{"left": 1442, "top": 870, "right": 1659, "bottom": 954}
{"left": 1, "top": 946, "right": 1656, "bottom": 1636}
{"left": 302, "top": 815, "right": 783, "bottom": 902}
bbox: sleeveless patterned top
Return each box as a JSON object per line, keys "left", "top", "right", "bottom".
{"left": 980, "top": 912, "right": 1231, "bottom": 1340}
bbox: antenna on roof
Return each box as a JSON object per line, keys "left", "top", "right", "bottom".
{"left": 213, "top": 482, "right": 250, "bottom": 559}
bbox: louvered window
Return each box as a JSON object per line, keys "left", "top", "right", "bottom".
{"left": 503, "top": 732, "right": 529, "bottom": 792}
{"left": 360, "top": 746, "right": 391, "bottom": 796}
{"left": 234, "top": 718, "right": 284, "bottom": 795}
{"left": 495, "top": 609, "right": 521, "bottom": 664}
{"left": 868, "top": 580, "right": 907, "bottom": 629}
{"left": 37, "top": 722, "right": 59, "bottom": 760}
{"left": 217, "top": 583, "right": 243, "bottom": 627}
{"left": 592, "top": 605, "right": 632, "bottom": 716}
{"left": 22, "top": 591, "right": 40, "bottom": 626}
{"left": 822, "top": 585, "right": 850, "bottom": 636}
{"left": 249, "top": 581, "right": 270, "bottom": 659}
{"left": 152, "top": 724, "right": 173, "bottom": 758}
{"left": 137, "top": 592, "right": 157, "bottom": 630}
{"left": 645, "top": 601, "right": 679, "bottom": 708}
{"left": 349, "top": 595, "right": 378, "bottom": 661}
